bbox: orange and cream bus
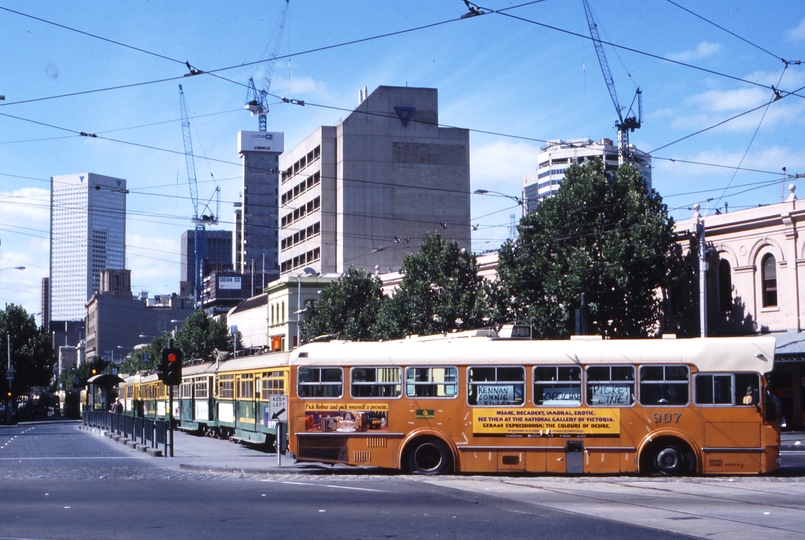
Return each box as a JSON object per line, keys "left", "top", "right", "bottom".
{"left": 287, "top": 330, "right": 781, "bottom": 475}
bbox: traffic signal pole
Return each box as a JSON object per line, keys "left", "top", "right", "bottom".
{"left": 162, "top": 340, "right": 183, "bottom": 458}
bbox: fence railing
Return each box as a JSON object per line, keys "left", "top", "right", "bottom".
{"left": 82, "top": 411, "right": 167, "bottom": 456}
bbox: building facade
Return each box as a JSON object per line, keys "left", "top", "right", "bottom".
{"left": 85, "top": 269, "right": 194, "bottom": 362}
{"left": 50, "top": 173, "right": 127, "bottom": 321}
{"left": 179, "top": 229, "right": 233, "bottom": 296}
{"left": 670, "top": 187, "right": 805, "bottom": 429}
{"left": 236, "top": 131, "right": 284, "bottom": 280}
{"left": 278, "top": 85, "right": 471, "bottom": 276}
{"left": 522, "top": 138, "right": 652, "bottom": 212}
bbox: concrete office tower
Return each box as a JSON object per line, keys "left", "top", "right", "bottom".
{"left": 279, "top": 85, "right": 471, "bottom": 275}
{"left": 236, "top": 131, "right": 284, "bottom": 278}
{"left": 50, "top": 173, "right": 127, "bottom": 321}
{"left": 522, "top": 138, "right": 652, "bottom": 213}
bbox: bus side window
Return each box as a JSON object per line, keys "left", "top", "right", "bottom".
{"left": 467, "top": 366, "right": 525, "bottom": 406}
{"left": 735, "top": 373, "right": 760, "bottom": 406}
{"left": 297, "top": 367, "right": 343, "bottom": 398}
{"left": 586, "top": 365, "right": 635, "bottom": 406}
{"left": 694, "top": 373, "right": 758, "bottom": 406}
{"left": 639, "top": 365, "right": 689, "bottom": 406}
{"left": 406, "top": 367, "right": 458, "bottom": 398}
{"left": 534, "top": 366, "right": 581, "bottom": 406}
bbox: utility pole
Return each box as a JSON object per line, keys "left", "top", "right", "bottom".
{"left": 694, "top": 204, "right": 707, "bottom": 338}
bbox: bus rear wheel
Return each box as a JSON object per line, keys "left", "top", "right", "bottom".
{"left": 407, "top": 438, "right": 453, "bottom": 475}
{"left": 642, "top": 438, "right": 696, "bottom": 476}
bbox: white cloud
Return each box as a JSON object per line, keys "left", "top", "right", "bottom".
{"left": 786, "top": 18, "right": 805, "bottom": 42}
{"left": 471, "top": 140, "right": 540, "bottom": 195}
{"left": 667, "top": 41, "right": 723, "bottom": 62}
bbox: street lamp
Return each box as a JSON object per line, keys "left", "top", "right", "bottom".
{"left": 0, "top": 266, "right": 25, "bottom": 271}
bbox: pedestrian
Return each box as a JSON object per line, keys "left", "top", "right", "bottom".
{"left": 113, "top": 398, "right": 123, "bottom": 414}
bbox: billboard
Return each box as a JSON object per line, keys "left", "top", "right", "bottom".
{"left": 238, "top": 131, "right": 284, "bottom": 153}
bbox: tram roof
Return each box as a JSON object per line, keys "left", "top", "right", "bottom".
{"left": 291, "top": 335, "right": 777, "bottom": 373}
{"left": 216, "top": 351, "right": 291, "bottom": 374}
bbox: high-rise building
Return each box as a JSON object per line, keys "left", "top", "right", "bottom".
{"left": 50, "top": 173, "right": 127, "bottom": 321}
{"left": 522, "top": 138, "right": 652, "bottom": 213}
{"left": 236, "top": 131, "right": 284, "bottom": 279}
{"left": 278, "top": 85, "right": 471, "bottom": 275}
{"left": 179, "top": 229, "right": 233, "bottom": 295}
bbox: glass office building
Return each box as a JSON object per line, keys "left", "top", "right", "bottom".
{"left": 50, "top": 173, "right": 127, "bottom": 321}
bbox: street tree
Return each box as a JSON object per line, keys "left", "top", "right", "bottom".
{"left": 493, "top": 159, "right": 676, "bottom": 338}
{"left": 300, "top": 267, "right": 386, "bottom": 342}
{"left": 374, "top": 233, "right": 491, "bottom": 340}
{"left": 0, "top": 304, "right": 54, "bottom": 395}
{"left": 173, "top": 310, "right": 238, "bottom": 361}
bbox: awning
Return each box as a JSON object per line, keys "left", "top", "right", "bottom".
{"left": 771, "top": 332, "right": 805, "bottom": 363}
{"left": 86, "top": 373, "right": 126, "bottom": 386}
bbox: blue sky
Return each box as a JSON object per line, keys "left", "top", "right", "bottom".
{"left": 1, "top": 0, "right": 804, "bottom": 320}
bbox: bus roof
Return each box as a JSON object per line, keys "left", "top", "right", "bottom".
{"left": 291, "top": 335, "right": 776, "bottom": 373}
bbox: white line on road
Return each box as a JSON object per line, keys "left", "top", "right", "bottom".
{"left": 276, "top": 480, "right": 388, "bottom": 492}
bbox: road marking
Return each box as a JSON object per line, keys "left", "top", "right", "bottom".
{"left": 277, "top": 480, "right": 387, "bottom": 493}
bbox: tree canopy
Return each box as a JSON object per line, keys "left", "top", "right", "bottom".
{"left": 300, "top": 267, "right": 385, "bottom": 342}
{"left": 373, "top": 233, "right": 491, "bottom": 340}
{"left": 494, "top": 160, "right": 676, "bottom": 338}
{"left": 0, "top": 304, "right": 54, "bottom": 395}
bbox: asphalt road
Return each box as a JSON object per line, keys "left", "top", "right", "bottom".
{"left": 0, "top": 420, "right": 693, "bottom": 540}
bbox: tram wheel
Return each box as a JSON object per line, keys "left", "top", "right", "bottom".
{"left": 642, "top": 438, "right": 696, "bottom": 476}
{"left": 406, "top": 438, "right": 453, "bottom": 475}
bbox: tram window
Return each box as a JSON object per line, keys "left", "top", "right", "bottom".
{"left": 468, "top": 366, "right": 525, "bottom": 406}
{"left": 639, "top": 366, "right": 689, "bottom": 406}
{"left": 534, "top": 366, "right": 581, "bottom": 406}
{"left": 586, "top": 365, "right": 635, "bottom": 406}
{"left": 219, "top": 375, "right": 235, "bottom": 399}
{"left": 351, "top": 367, "right": 402, "bottom": 398}
{"left": 181, "top": 381, "right": 192, "bottom": 399}
{"left": 240, "top": 375, "right": 254, "bottom": 399}
{"left": 406, "top": 367, "right": 458, "bottom": 398}
{"left": 195, "top": 378, "right": 208, "bottom": 399}
{"left": 695, "top": 373, "right": 760, "bottom": 406}
{"left": 298, "top": 367, "right": 343, "bottom": 398}
{"left": 261, "top": 370, "right": 285, "bottom": 398}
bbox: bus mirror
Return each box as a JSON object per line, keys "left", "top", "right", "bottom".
{"left": 764, "top": 390, "right": 781, "bottom": 423}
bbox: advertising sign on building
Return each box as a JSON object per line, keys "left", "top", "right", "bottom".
{"left": 238, "top": 131, "right": 284, "bottom": 153}
{"left": 218, "top": 276, "right": 242, "bottom": 290}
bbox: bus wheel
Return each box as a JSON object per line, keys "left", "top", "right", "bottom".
{"left": 642, "top": 438, "right": 695, "bottom": 476}
{"left": 407, "top": 438, "right": 453, "bottom": 475}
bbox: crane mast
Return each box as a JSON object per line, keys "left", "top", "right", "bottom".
{"left": 179, "top": 84, "right": 219, "bottom": 307}
{"left": 582, "top": 0, "right": 642, "bottom": 165}
{"left": 245, "top": 0, "right": 290, "bottom": 131}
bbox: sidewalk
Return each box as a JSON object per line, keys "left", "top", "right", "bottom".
{"left": 89, "top": 423, "right": 315, "bottom": 474}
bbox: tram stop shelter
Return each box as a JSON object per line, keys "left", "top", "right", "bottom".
{"left": 87, "top": 373, "right": 125, "bottom": 412}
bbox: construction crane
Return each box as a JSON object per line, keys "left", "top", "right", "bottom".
{"left": 582, "top": 0, "right": 642, "bottom": 165}
{"left": 179, "top": 84, "right": 220, "bottom": 307}
{"left": 245, "top": 0, "right": 290, "bottom": 131}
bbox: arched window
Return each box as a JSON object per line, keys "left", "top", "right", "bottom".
{"left": 762, "top": 254, "right": 777, "bottom": 307}
{"left": 718, "top": 259, "right": 732, "bottom": 313}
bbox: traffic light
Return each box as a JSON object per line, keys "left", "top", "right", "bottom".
{"left": 156, "top": 355, "right": 167, "bottom": 383}
{"left": 162, "top": 348, "right": 183, "bottom": 386}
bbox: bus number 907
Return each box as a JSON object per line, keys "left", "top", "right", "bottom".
{"left": 653, "top": 412, "right": 682, "bottom": 424}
